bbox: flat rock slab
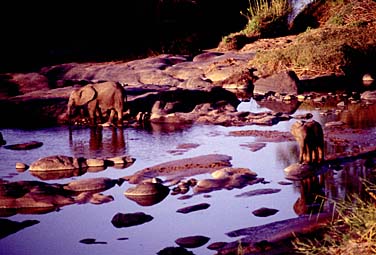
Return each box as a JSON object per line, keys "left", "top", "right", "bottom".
{"left": 124, "top": 154, "right": 232, "bottom": 184}
{"left": 64, "top": 177, "right": 119, "bottom": 192}
{"left": 235, "top": 188, "right": 281, "bottom": 198}
{"left": 176, "top": 203, "right": 210, "bottom": 214}
{"left": 4, "top": 141, "right": 43, "bottom": 150}
{"left": 175, "top": 235, "right": 210, "bottom": 248}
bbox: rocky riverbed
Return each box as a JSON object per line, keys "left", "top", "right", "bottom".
{"left": 1, "top": 27, "right": 376, "bottom": 255}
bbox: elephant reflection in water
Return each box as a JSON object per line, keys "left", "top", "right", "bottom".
{"left": 291, "top": 120, "right": 325, "bottom": 164}
{"left": 293, "top": 174, "right": 326, "bottom": 216}
{"left": 69, "top": 126, "right": 127, "bottom": 159}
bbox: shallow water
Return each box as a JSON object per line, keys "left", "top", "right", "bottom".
{"left": 1, "top": 98, "right": 375, "bottom": 255}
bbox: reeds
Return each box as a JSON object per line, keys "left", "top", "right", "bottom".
{"left": 293, "top": 181, "right": 376, "bottom": 254}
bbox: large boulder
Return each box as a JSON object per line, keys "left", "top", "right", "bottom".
{"left": 29, "top": 155, "right": 87, "bottom": 171}
{"left": 254, "top": 70, "right": 301, "bottom": 95}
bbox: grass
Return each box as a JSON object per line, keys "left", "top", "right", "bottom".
{"left": 293, "top": 180, "right": 376, "bottom": 254}
{"left": 247, "top": 0, "right": 376, "bottom": 78}
{"left": 241, "top": 0, "right": 291, "bottom": 37}
{"left": 219, "top": 0, "right": 291, "bottom": 50}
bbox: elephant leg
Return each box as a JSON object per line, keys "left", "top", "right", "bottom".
{"left": 88, "top": 109, "right": 96, "bottom": 126}
{"left": 107, "top": 109, "right": 116, "bottom": 125}
{"left": 317, "top": 146, "right": 324, "bottom": 163}
{"left": 303, "top": 143, "right": 311, "bottom": 163}
{"left": 298, "top": 142, "right": 304, "bottom": 163}
{"left": 116, "top": 109, "right": 123, "bottom": 126}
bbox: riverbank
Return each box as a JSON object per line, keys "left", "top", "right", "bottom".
{"left": 0, "top": 1, "right": 376, "bottom": 254}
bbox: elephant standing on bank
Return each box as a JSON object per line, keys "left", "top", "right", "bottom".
{"left": 290, "top": 119, "right": 324, "bottom": 164}
{"left": 67, "top": 81, "right": 126, "bottom": 126}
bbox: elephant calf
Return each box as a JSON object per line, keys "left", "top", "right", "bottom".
{"left": 67, "top": 81, "right": 125, "bottom": 126}
{"left": 290, "top": 120, "right": 324, "bottom": 164}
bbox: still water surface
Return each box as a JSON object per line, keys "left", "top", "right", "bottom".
{"left": 0, "top": 99, "right": 375, "bottom": 255}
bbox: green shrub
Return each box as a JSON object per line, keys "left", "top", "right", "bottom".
{"left": 241, "top": 0, "right": 291, "bottom": 37}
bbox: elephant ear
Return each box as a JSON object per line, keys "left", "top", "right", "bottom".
{"left": 76, "top": 85, "right": 97, "bottom": 106}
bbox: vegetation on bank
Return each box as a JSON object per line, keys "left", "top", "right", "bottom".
{"left": 221, "top": 0, "right": 376, "bottom": 79}
{"left": 240, "top": 0, "right": 291, "bottom": 37}
{"left": 293, "top": 181, "right": 376, "bottom": 254}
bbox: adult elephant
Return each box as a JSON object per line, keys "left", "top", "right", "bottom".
{"left": 290, "top": 119, "right": 324, "bottom": 164}
{"left": 67, "top": 81, "right": 125, "bottom": 126}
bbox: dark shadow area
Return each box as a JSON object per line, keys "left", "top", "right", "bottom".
{"left": 0, "top": 0, "right": 249, "bottom": 73}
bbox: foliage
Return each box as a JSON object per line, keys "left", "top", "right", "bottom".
{"left": 240, "top": 0, "right": 291, "bottom": 37}
{"left": 293, "top": 181, "right": 376, "bottom": 254}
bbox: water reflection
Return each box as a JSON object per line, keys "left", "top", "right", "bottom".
{"left": 30, "top": 168, "right": 85, "bottom": 181}
{"left": 69, "top": 126, "right": 127, "bottom": 159}
{"left": 293, "top": 175, "right": 325, "bottom": 216}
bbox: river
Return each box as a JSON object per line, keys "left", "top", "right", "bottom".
{"left": 1, "top": 97, "right": 375, "bottom": 255}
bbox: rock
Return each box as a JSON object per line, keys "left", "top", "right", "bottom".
{"left": 0, "top": 180, "right": 75, "bottom": 215}
{"left": 252, "top": 207, "right": 279, "bottom": 217}
{"left": 194, "top": 167, "right": 262, "bottom": 193}
{"left": 194, "top": 178, "right": 230, "bottom": 193}
{"left": 157, "top": 246, "right": 194, "bottom": 255}
{"left": 175, "top": 235, "right": 210, "bottom": 248}
{"left": 111, "top": 212, "right": 153, "bottom": 228}
{"left": 106, "top": 156, "right": 136, "bottom": 165}
{"left": 325, "top": 121, "right": 345, "bottom": 127}
{"left": 207, "top": 242, "right": 228, "bottom": 250}
{"left": 29, "top": 155, "right": 87, "bottom": 171}
{"left": 124, "top": 182, "right": 170, "bottom": 206}
{"left": 361, "top": 90, "right": 376, "bottom": 101}
{"left": 79, "top": 238, "right": 107, "bottom": 245}
{"left": 254, "top": 70, "right": 301, "bottom": 95}
{"left": 86, "top": 158, "right": 105, "bottom": 167}
{"left": 284, "top": 163, "right": 317, "bottom": 180}
{"left": 89, "top": 193, "right": 114, "bottom": 204}
{"left": 176, "top": 203, "right": 210, "bottom": 214}
{"left": 4, "top": 141, "right": 43, "bottom": 150}
{"left": 124, "top": 154, "right": 232, "bottom": 184}
{"left": 64, "top": 177, "right": 119, "bottom": 192}
{"left": 362, "top": 73, "right": 374, "bottom": 86}
{"left": 235, "top": 188, "right": 281, "bottom": 198}
{"left": 240, "top": 142, "right": 266, "bottom": 152}
{"left": 15, "top": 162, "right": 28, "bottom": 170}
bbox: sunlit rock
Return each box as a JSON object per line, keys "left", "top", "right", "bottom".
{"left": 64, "top": 177, "right": 120, "bottom": 192}
{"left": 284, "top": 163, "right": 316, "bottom": 180}
{"left": 29, "top": 155, "right": 87, "bottom": 171}
{"left": 124, "top": 182, "right": 170, "bottom": 206}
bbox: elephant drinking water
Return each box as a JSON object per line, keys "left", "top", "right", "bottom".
{"left": 67, "top": 81, "right": 126, "bottom": 126}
